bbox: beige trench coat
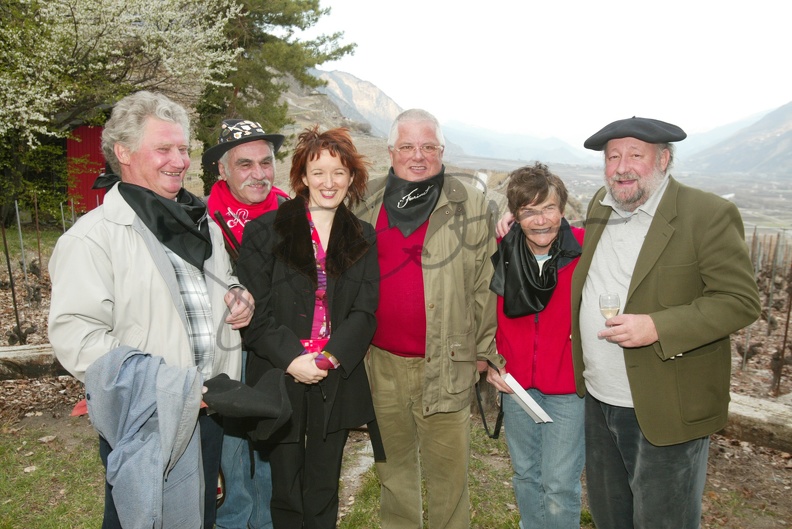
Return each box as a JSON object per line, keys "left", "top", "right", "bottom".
{"left": 49, "top": 184, "right": 243, "bottom": 382}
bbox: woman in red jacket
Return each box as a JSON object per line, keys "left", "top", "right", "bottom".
{"left": 487, "top": 162, "right": 584, "bottom": 529}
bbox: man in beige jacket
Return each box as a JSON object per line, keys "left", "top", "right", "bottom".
{"left": 355, "top": 109, "right": 501, "bottom": 529}
{"left": 48, "top": 91, "right": 253, "bottom": 529}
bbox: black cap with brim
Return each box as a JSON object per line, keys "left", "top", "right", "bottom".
{"left": 584, "top": 117, "right": 686, "bottom": 151}
{"left": 202, "top": 119, "right": 285, "bottom": 175}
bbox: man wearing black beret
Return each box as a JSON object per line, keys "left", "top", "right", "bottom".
{"left": 570, "top": 117, "right": 761, "bottom": 528}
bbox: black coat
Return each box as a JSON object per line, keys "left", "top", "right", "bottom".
{"left": 237, "top": 197, "right": 382, "bottom": 456}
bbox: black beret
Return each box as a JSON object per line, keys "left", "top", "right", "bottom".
{"left": 584, "top": 117, "right": 686, "bottom": 151}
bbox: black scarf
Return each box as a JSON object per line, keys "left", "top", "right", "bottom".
{"left": 490, "top": 218, "right": 581, "bottom": 318}
{"left": 92, "top": 172, "right": 121, "bottom": 190}
{"left": 117, "top": 183, "right": 212, "bottom": 271}
{"left": 382, "top": 167, "right": 444, "bottom": 236}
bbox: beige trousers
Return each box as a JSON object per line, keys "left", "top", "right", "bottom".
{"left": 366, "top": 346, "right": 471, "bottom": 529}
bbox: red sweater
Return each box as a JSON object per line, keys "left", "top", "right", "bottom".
{"left": 371, "top": 207, "right": 428, "bottom": 357}
{"left": 495, "top": 226, "right": 584, "bottom": 394}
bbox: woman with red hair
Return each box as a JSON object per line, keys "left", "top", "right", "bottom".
{"left": 237, "top": 126, "right": 383, "bottom": 529}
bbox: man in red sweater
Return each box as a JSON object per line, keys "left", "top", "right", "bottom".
{"left": 355, "top": 109, "right": 502, "bottom": 529}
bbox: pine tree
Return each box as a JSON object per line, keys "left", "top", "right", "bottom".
{"left": 195, "top": 0, "right": 355, "bottom": 194}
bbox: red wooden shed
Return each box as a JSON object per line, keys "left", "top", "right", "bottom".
{"left": 66, "top": 125, "right": 106, "bottom": 212}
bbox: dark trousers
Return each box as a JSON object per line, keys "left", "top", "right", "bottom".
{"left": 585, "top": 393, "right": 709, "bottom": 529}
{"left": 270, "top": 385, "right": 349, "bottom": 529}
{"left": 99, "top": 412, "right": 224, "bottom": 529}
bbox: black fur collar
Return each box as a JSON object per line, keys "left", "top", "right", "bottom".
{"left": 273, "top": 196, "right": 371, "bottom": 285}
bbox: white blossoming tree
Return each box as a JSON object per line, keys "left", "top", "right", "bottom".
{"left": 0, "top": 0, "right": 243, "bottom": 218}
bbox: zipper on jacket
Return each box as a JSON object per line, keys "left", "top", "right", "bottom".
{"left": 531, "top": 313, "right": 541, "bottom": 387}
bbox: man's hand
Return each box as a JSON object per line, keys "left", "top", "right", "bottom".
{"left": 485, "top": 365, "right": 513, "bottom": 394}
{"left": 598, "top": 314, "right": 658, "bottom": 348}
{"left": 224, "top": 287, "right": 254, "bottom": 329}
{"left": 495, "top": 211, "right": 515, "bottom": 238}
{"left": 287, "top": 353, "right": 328, "bottom": 384}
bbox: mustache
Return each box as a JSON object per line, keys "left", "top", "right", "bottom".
{"left": 610, "top": 172, "right": 640, "bottom": 182}
{"left": 241, "top": 179, "right": 272, "bottom": 189}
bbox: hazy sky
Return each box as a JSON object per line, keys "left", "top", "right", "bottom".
{"left": 305, "top": 0, "right": 790, "bottom": 147}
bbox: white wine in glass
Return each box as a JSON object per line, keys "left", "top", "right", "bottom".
{"left": 599, "top": 293, "right": 620, "bottom": 319}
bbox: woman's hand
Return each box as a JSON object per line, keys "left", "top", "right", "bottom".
{"left": 287, "top": 353, "right": 329, "bottom": 384}
{"left": 486, "top": 365, "right": 513, "bottom": 394}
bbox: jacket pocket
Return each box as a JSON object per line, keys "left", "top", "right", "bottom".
{"left": 445, "top": 331, "right": 477, "bottom": 394}
{"left": 675, "top": 342, "right": 730, "bottom": 424}
{"left": 658, "top": 262, "right": 702, "bottom": 307}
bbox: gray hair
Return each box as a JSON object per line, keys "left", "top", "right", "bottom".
{"left": 656, "top": 142, "right": 675, "bottom": 173}
{"left": 218, "top": 140, "right": 277, "bottom": 174}
{"left": 387, "top": 109, "right": 445, "bottom": 148}
{"left": 101, "top": 91, "right": 191, "bottom": 174}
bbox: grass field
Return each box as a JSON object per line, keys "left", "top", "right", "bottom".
{"left": 0, "top": 410, "right": 594, "bottom": 529}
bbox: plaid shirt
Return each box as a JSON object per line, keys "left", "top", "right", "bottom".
{"left": 165, "top": 247, "right": 216, "bottom": 378}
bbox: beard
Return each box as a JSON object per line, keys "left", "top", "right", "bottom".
{"left": 606, "top": 165, "right": 666, "bottom": 211}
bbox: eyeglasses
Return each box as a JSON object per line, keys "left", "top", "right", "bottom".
{"left": 392, "top": 144, "right": 444, "bottom": 156}
{"left": 518, "top": 205, "right": 560, "bottom": 219}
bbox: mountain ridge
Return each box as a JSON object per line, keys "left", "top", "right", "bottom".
{"left": 312, "top": 69, "right": 792, "bottom": 176}
{"left": 685, "top": 102, "right": 792, "bottom": 175}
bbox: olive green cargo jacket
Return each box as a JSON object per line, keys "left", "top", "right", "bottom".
{"left": 355, "top": 174, "right": 502, "bottom": 416}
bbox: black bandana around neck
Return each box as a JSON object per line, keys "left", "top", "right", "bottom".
{"left": 92, "top": 172, "right": 121, "bottom": 190}
{"left": 489, "top": 218, "right": 581, "bottom": 318}
{"left": 382, "top": 167, "right": 444, "bottom": 236}
{"left": 117, "top": 183, "right": 212, "bottom": 271}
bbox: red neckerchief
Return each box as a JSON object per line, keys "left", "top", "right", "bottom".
{"left": 207, "top": 180, "right": 289, "bottom": 246}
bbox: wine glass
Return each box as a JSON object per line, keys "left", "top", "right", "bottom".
{"left": 599, "top": 292, "right": 620, "bottom": 319}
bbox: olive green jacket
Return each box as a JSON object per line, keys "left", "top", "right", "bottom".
{"left": 571, "top": 177, "right": 760, "bottom": 445}
{"left": 355, "top": 174, "right": 502, "bottom": 416}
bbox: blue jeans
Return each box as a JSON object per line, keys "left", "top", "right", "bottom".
{"left": 585, "top": 394, "right": 709, "bottom": 529}
{"left": 502, "top": 389, "right": 585, "bottom": 529}
{"left": 216, "top": 351, "right": 273, "bottom": 529}
{"left": 215, "top": 436, "right": 273, "bottom": 529}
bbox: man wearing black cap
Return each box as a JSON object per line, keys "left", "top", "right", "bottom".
{"left": 203, "top": 119, "right": 287, "bottom": 529}
{"left": 570, "top": 117, "right": 761, "bottom": 528}
{"left": 204, "top": 119, "right": 289, "bottom": 254}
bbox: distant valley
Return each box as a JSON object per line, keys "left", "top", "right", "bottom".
{"left": 295, "top": 69, "right": 792, "bottom": 230}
